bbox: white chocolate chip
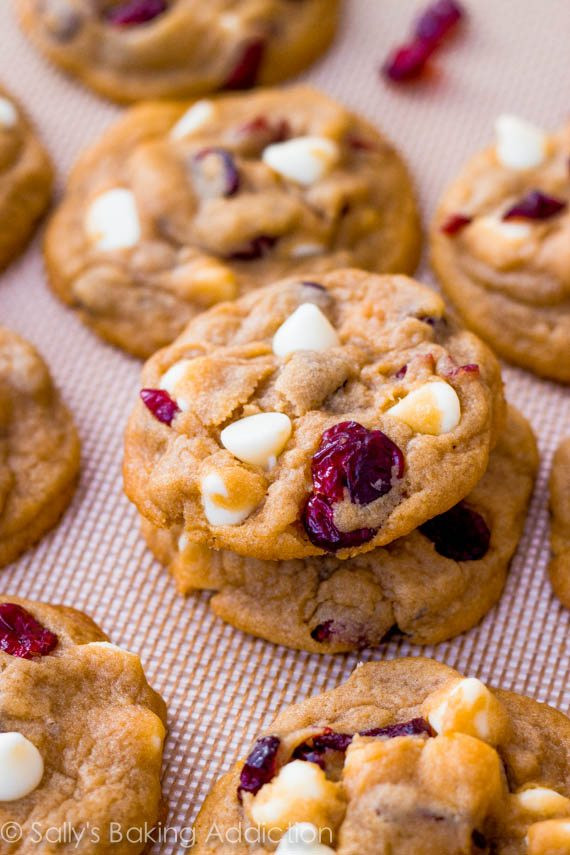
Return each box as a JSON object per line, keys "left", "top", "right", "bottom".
{"left": 495, "top": 114, "right": 547, "bottom": 170}
{"left": 526, "top": 819, "right": 570, "bottom": 854}
{"left": 272, "top": 304, "right": 339, "bottom": 359}
{"left": 387, "top": 381, "right": 461, "bottom": 435}
{"left": 0, "top": 97, "right": 18, "bottom": 129}
{"left": 200, "top": 471, "right": 257, "bottom": 526}
{"left": 263, "top": 137, "right": 340, "bottom": 186}
{"left": 289, "top": 243, "right": 327, "bottom": 259}
{"left": 85, "top": 188, "right": 141, "bottom": 251}
{"left": 426, "top": 677, "right": 506, "bottom": 745}
{"left": 0, "top": 732, "right": 44, "bottom": 801}
{"left": 250, "top": 760, "right": 336, "bottom": 831}
{"left": 276, "top": 823, "right": 335, "bottom": 855}
{"left": 220, "top": 412, "right": 292, "bottom": 468}
{"left": 476, "top": 215, "right": 533, "bottom": 244}
{"left": 219, "top": 12, "right": 241, "bottom": 32}
{"left": 514, "top": 787, "right": 570, "bottom": 818}
{"left": 178, "top": 532, "right": 190, "bottom": 552}
{"left": 170, "top": 100, "right": 216, "bottom": 140}
{"left": 159, "top": 359, "right": 194, "bottom": 411}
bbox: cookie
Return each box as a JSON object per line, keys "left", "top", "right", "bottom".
{"left": 0, "top": 327, "right": 80, "bottom": 568}
{"left": 45, "top": 87, "right": 421, "bottom": 357}
{"left": 192, "top": 658, "right": 570, "bottom": 854}
{"left": 0, "top": 84, "right": 52, "bottom": 271}
{"left": 548, "top": 437, "right": 570, "bottom": 608}
{"left": 431, "top": 115, "right": 570, "bottom": 383}
{"left": 0, "top": 596, "right": 166, "bottom": 853}
{"left": 124, "top": 269, "right": 505, "bottom": 561}
{"left": 142, "top": 406, "right": 537, "bottom": 652}
{"left": 18, "top": 0, "right": 340, "bottom": 104}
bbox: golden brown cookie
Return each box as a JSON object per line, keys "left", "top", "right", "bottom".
{"left": 431, "top": 115, "right": 570, "bottom": 383}
{"left": 192, "top": 658, "right": 570, "bottom": 854}
{"left": 548, "top": 437, "right": 570, "bottom": 608}
{"left": 0, "top": 84, "right": 52, "bottom": 271}
{"left": 45, "top": 87, "right": 421, "bottom": 357}
{"left": 0, "top": 595, "right": 166, "bottom": 854}
{"left": 0, "top": 327, "right": 80, "bottom": 568}
{"left": 142, "top": 406, "right": 538, "bottom": 652}
{"left": 17, "top": 0, "right": 340, "bottom": 104}
{"left": 124, "top": 270, "right": 505, "bottom": 561}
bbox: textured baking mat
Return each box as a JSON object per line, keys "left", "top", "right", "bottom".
{"left": 1, "top": 0, "right": 569, "bottom": 849}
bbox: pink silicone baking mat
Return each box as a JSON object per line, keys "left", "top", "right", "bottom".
{"left": 1, "top": 0, "right": 569, "bottom": 849}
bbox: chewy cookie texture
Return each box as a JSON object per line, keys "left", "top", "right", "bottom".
{"left": 0, "top": 84, "right": 52, "bottom": 271}
{"left": 432, "top": 114, "right": 570, "bottom": 382}
{"left": 548, "top": 437, "right": 570, "bottom": 609}
{"left": 143, "top": 406, "right": 537, "bottom": 652}
{"left": 193, "top": 658, "right": 570, "bottom": 854}
{"left": 17, "top": 0, "right": 340, "bottom": 103}
{"left": 0, "top": 596, "right": 166, "bottom": 855}
{"left": 44, "top": 86, "right": 420, "bottom": 357}
{"left": 0, "top": 327, "right": 79, "bottom": 568}
{"left": 124, "top": 269, "right": 505, "bottom": 561}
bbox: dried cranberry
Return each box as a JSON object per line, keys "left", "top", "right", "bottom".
{"left": 192, "top": 148, "right": 240, "bottom": 198}
{"left": 236, "top": 116, "right": 290, "bottom": 148}
{"left": 420, "top": 500, "right": 490, "bottom": 561}
{"left": 503, "top": 190, "right": 567, "bottom": 222}
{"left": 472, "top": 830, "right": 487, "bottom": 850}
{"left": 303, "top": 494, "right": 377, "bottom": 552}
{"left": 140, "top": 388, "right": 180, "bottom": 426}
{"left": 0, "top": 603, "right": 58, "bottom": 659}
{"left": 238, "top": 736, "right": 280, "bottom": 799}
{"left": 346, "top": 134, "right": 377, "bottom": 152}
{"left": 310, "top": 620, "right": 369, "bottom": 648}
{"left": 441, "top": 213, "right": 472, "bottom": 235}
{"left": 360, "top": 717, "right": 434, "bottom": 739}
{"left": 395, "top": 364, "right": 408, "bottom": 379}
{"left": 447, "top": 362, "right": 480, "bottom": 378}
{"left": 224, "top": 39, "right": 265, "bottom": 90}
{"left": 415, "top": 0, "right": 463, "bottom": 45}
{"left": 293, "top": 728, "right": 353, "bottom": 768}
{"left": 106, "top": 0, "right": 167, "bottom": 25}
{"left": 228, "top": 235, "right": 277, "bottom": 261}
{"left": 383, "top": 40, "right": 433, "bottom": 82}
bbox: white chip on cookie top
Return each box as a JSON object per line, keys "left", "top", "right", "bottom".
{"left": 526, "top": 819, "right": 570, "bottom": 854}
{"left": 170, "top": 100, "right": 216, "bottom": 141}
{"left": 276, "top": 823, "right": 335, "bottom": 854}
{"left": 85, "top": 188, "right": 141, "bottom": 251}
{"left": 200, "top": 471, "right": 258, "bottom": 526}
{"left": 513, "top": 786, "right": 570, "bottom": 818}
{"left": 220, "top": 412, "right": 292, "bottom": 468}
{"left": 272, "top": 303, "right": 340, "bottom": 358}
{"left": 263, "top": 137, "right": 340, "bottom": 186}
{"left": 0, "top": 97, "right": 18, "bottom": 129}
{"left": 387, "top": 381, "right": 461, "bottom": 435}
{"left": 289, "top": 242, "right": 327, "bottom": 259}
{"left": 495, "top": 114, "right": 547, "bottom": 170}
{"left": 0, "top": 732, "right": 44, "bottom": 801}
{"left": 425, "top": 677, "right": 508, "bottom": 745}
{"left": 159, "top": 359, "right": 193, "bottom": 411}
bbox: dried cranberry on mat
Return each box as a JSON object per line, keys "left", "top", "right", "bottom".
{"left": 238, "top": 736, "right": 280, "bottom": 798}
{"left": 503, "top": 190, "right": 566, "bottom": 221}
{"left": 0, "top": 603, "right": 58, "bottom": 659}
{"left": 140, "top": 388, "right": 180, "bottom": 426}
{"left": 106, "top": 0, "right": 167, "bottom": 25}
{"left": 383, "top": 0, "right": 465, "bottom": 82}
{"left": 420, "top": 500, "right": 491, "bottom": 561}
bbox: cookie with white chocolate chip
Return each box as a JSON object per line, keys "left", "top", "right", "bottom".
{"left": 431, "top": 115, "right": 570, "bottom": 382}
{"left": 192, "top": 658, "right": 570, "bottom": 855}
{"left": 17, "top": 0, "right": 340, "bottom": 104}
{"left": 44, "top": 86, "right": 421, "bottom": 357}
{"left": 0, "top": 596, "right": 166, "bottom": 854}
{"left": 124, "top": 269, "right": 505, "bottom": 561}
{"left": 0, "top": 84, "right": 52, "bottom": 271}
{"left": 548, "top": 437, "right": 570, "bottom": 608}
{"left": 0, "top": 327, "right": 80, "bottom": 568}
{"left": 142, "top": 406, "right": 538, "bottom": 652}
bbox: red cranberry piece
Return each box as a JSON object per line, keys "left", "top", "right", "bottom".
{"left": 238, "top": 736, "right": 280, "bottom": 799}
{"left": 503, "top": 190, "right": 567, "bottom": 222}
{"left": 228, "top": 235, "right": 277, "bottom": 261}
{"left": 447, "top": 362, "right": 480, "bottom": 378}
{"left": 312, "top": 421, "right": 405, "bottom": 506}
{"left": 236, "top": 116, "right": 290, "bottom": 148}
{"left": 415, "top": 0, "right": 464, "bottom": 46}
{"left": 140, "top": 388, "right": 180, "bottom": 426}
{"left": 395, "top": 364, "right": 408, "bottom": 379}
{"left": 106, "top": 0, "right": 167, "bottom": 25}
{"left": 420, "top": 500, "right": 490, "bottom": 561}
{"left": 192, "top": 148, "right": 240, "bottom": 198}
{"left": 441, "top": 213, "right": 472, "bottom": 235}
{"left": 472, "top": 830, "right": 487, "bottom": 850}
{"left": 293, "top": 727, "right": 353, "bottom": 768}
{"left": 224, "top": 39, "right": 265, "bottom": 90}
{"left": 310, "top": 620, "right": 369, "bottom": 648}
{"left": 360, "top": 717, "right": 435, "bottom": 739}
{"left": 382, "top": 39, "right": 433, "bottom": 82}
{"left": 303, "top": 494, "right": 377, "bottom": 552}
{"left": 0, "top": 603, "right": 58, "bottom": 659}
{"left": 346, "top": 134, "right": 377, "bottom": 152}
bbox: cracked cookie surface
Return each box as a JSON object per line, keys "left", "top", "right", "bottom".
{"left": 124, "top": 269, "right": 505, "bottom": 561}
{"left": 0, "top": 84, "right": 52, "bottom": 271}
{"left": 17, "top": 0, "right": 339, "bottom": 103}
{"left": 142, "top": 406, "right": 537, "bottom": 652}
{"left": 0, "top": 596, "right": 166, "bottom": 854}
{"left": 0, "top": 327, "right": 80, "bottom": 568}
{"left": 192, "top": 658, "right": 570, "bottom": 854}
{"left": 548, "top": 437, "right": 570, "bottom": 608}
{"left": 431, "top": 117, "right": 570, "bottom": 382}
{"left": 44, "top": 87, "right": 420, "bottom": 357}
